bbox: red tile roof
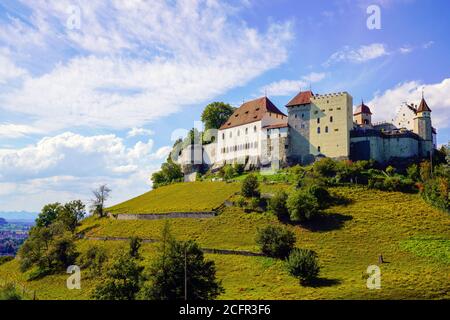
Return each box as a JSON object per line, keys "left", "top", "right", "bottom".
{"left": 263, "top": 123, "right": 289, "bottom": 129}
{"left": 286, "top": 90, "right": 314, "bottom": 107}
{"left": 220, "top": 97, "right": 286, "bottom": 130}
{"left": 354, "top": 102, "right": 372, "bottom": 115}
{"left": 417, "top": 97, "right": 431, "bottom": 112}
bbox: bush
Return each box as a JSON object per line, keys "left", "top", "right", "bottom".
{"left": 421, "top": 177, "right": 449, "bottom": 213}
{"left": 286, "top": 190, "right": 320, "bottom": 223}
{"left": 268, "top": 191, "right": 288, "bottom": 220}
{"left": 407, "top": 164, "right": 420, "bottom": 181}
{"left": 256, "top": 225, "right": 296, "bottom": 259}
{"left": 313, "top": 158, "right": 337, "bottom": 177}
{"left": 248, "top": 197, "right": 260, "bottom": 211}
{"left": 233, "top": 163, "right": 245, "bottom": 176}
{"left": 0, "top": 256, "right": 13, "bottom": 266}
{"left": 235, "top": 196, "right": 247, "bottom": 208}
{"left": 307, "top": 184, "right": 332, "bottom": 209}
{"left": 241, "top": 174, "right": 260, "bottom": 198}
{"left": 223, "top": 165, "right": 236, "bottom": 180}
{"left": 79, "top": 246, "right": 108, "bottom": 276}
{"left": 286, "top": 248, "right": 320, "bottom": 285}
{"left": 0, "top": 283, "right": 23, "bottom": 300}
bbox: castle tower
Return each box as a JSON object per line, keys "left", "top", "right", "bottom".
{"left": 353, "top": 100, "right": 372, "bottom": 126}
{"left": 413, "top": 94, "right": 433, "bottom": 157}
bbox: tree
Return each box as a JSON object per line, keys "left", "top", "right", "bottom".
{"left": 18, "top": 222, "right": 78, "bottom": 274}
{"left": 268, "top": 191, "right": 288, "bottom": 220}
{"left": 287, "top": 189, "right": 320, "bottom": 222}
{"left": 129, "top": 237, "right": 142, "bottom": 259}
{"left": 58, "top": 200, "right": 86, "bottom": 232}
{"left": 255, "top": 225, "right": 296, "bottom": 259}
{"left": 241, "top": 174, "right": 260, "bottom": 198}
{"left": 151, "top": 159, "right": 184, "bottom": 189}
{"left": 90, "top": 185, "right": 111, "bottom": 218}
{"left": 0, "top": 283, "right": 22, "bottom": 300}
{"left": 35, "top": 203, "right": 62, "bottom": 228}
{"left": 93, "top": 252, "right": 144, "bottom": 300}
{"left": 201, "top": 102, "right": 235, "bottom": 130}
{"left": 143, "top": 226, "right": 223, "bottom": 300}
{"left": 286, "top": 248, "right": 320, "bottom": 285}
{"left": 307, "top": 184, "right": 332, "bottom": 209}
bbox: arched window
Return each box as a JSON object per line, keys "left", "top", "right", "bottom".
{"left": 330, "top": 116, "right": 333, "bottom": 122}
{"left": 254, "top": 126, "right": 257, "bottom": 132}
{"left": 222, "top": 133, "right": 225, "bottom": 139}
{"left": 325, "top": 126, "right": 329, "bottom": 133}
{"left": 317, "top": 118, "right": 320, "bottom": 124}
{"left": 318, "top": 146, "right": 321, "bottom": 152}
{"left": 317, "top": 127, "right": 321, "bottom": 134}
{"left": 245, "top": 128, "right": 248, "bottom": 134}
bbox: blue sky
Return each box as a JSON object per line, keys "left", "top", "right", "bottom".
{"left": 0, "top": 0, "right": 449, "bottom": 212}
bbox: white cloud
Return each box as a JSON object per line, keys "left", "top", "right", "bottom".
{"left": 324, "top": 43, "right": 388, "bottom": 66}
{"left": 0, "top": 49, "right": 28, "bottom": 84}
{"left": 0, "top": 0, "right": 293, "bottom": 132}
{"left": 261, "top": 72, "right": 326, "bottom": 97}
{"left": 367, "top": 78, "right": 450, "bottom": 129}
{"left": 127, "top": 127, "right": 155, "bottom": 138}
{"left": 0, "top": 123, "right": 42, "bottom": 139}
{"left": 0, "top": 132, "right": 170, "bottom": 211}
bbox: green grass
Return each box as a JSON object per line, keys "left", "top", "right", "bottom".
{"left": 400, "top": 236, "right": 450, "bottom": 264}
{"left": 107, "top": 181, "right": 240, "bottom": 214}
{"left": 1, "top": 181, "right": 449, "bottom": 300}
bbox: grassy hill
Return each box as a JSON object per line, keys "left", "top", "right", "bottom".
{"left": 107, "top": 181, "right": 240, "bottom": 214}
{"left": 0, "top": 181, "right": 449, "bottom": 300}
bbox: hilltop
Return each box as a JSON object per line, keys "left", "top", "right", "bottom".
{"left": 0, "top": 176, "right": 448, "bottom": 300}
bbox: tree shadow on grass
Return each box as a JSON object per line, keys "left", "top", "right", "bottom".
{"left": 304, "top": 277, "right": 342, "bottom": 288}
{"left": 299, "top": 213, "right": 353, "bottom": 232}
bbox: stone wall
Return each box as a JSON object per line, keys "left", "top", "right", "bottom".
{"left": 115, "top": 211, "right": 216, "bottom": 220}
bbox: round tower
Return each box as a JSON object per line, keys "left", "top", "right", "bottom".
{"left": 353, "top": 100, "right": 372, "bottom": 126}
{"left": 413, "top": 94, "right": 433, "bottom": 157}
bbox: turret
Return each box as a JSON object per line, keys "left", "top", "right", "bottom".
{"left": 413, "top": 94, "right": 433, "bottom": 157}
{"left": 353, "top": 100, "right": 372, "bottom": 126}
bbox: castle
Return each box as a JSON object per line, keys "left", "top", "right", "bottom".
{"left": 175, "top": 89, "right": 436, "bottom": 176}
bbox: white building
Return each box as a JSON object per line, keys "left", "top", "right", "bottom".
{"left": 216, "top": 97, "right": 288, "bottom": 169}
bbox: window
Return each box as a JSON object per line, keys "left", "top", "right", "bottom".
{"left": 245, "top": 128, "right": 248, "bottom": 134}
{"left": 318, "top": 146, "right": 321, "bottom": 152}
{"left": 325, "top": 126, "right": 329, "bottom": 133}
{"left": 302, "top": 113, "right": 305, "bottom": 118}
{"left": 222, "top": 133, "right": 225, "bottom": 139}
{"left": 330, "top": 116, "right": 333, "bottom": 122}
{"left": 334, "top": 128, "right": 339, "bottom": 132}
{"left": 237, "top": 130, "right": 240, "bottom": 136}
{"left": 317, "top": 127, "right": 321, "bottom": 134}
{"left": 254, "top": 126, "right": 257, "bottom": 132}
{"left": 317, "top": 118, "right": 320, "bottom": 124}
{"left": 229, "top": 132, "right": 232, "bottom": 138}
{"left": 337, "top": 107, "right": 341, "bottom": 110}
{"left": 295, "top": 114, "right": 297, "bottom": 118}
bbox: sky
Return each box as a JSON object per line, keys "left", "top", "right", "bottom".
{"left": 0, "top": 0, "right": 449, "bottom": 213}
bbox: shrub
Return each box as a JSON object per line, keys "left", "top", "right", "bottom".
{"left": 248, "top": 197, "right": 260, "bottom": 211}
{"left": 420, "top": 161, "right": 432, "bottom": 182}
{"left": 255, "top": 225, "right": 296, "bottom": 259}
{"left": 268, "top": 191, "right": 288, "bottom": 220}
{"left": 286, "top": 248, "right": 320, "bottom": 285}
{"left": 313, "top": 158, "right": 337, "bottom": 177}
{"left": 421, "top": 177, "right": 450, "bottom": 213}
{"left": 79, "top": 246, "right": 108, "bottom": 276}
{"left": 407, "top": 164, "right": 420, "bottom": 181}
{"left": 286, "top": 190, "right": 320, "bottom": 223}
{"left": 234, "top": 196, "right": 247, "bottom": 208}
{"left": 385, "top": 165, "right": 396, "bottom": 176}
{"left": 307, "top": 184, "right": 332, "bottom": 209}
{"left": 223, "top": 165, "right": 236, "bottom": 180}
{"left": 129, "top": 237, "right": 142, "bottom": 259}
{"left": 0, "top": 256, "right": 13, "bottom": 266}
{"left": 0, "top": 283, "right": 22, "bottom": 300}
{"left": 233, "top": 163, "right": 245, "bottom": 176}
{"left": 241, "top": 174, "right": 260, "bottom": 198}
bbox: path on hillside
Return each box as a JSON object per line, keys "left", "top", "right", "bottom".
{"left": 83, "top": 235, "right": 264, "bottom": 257}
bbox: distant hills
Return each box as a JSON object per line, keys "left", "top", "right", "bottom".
{"left": 0, "top": 211, "right": 38, "bottom": 222}
{"left": 0, "top": 218, "right": 6, "bottom": 225}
